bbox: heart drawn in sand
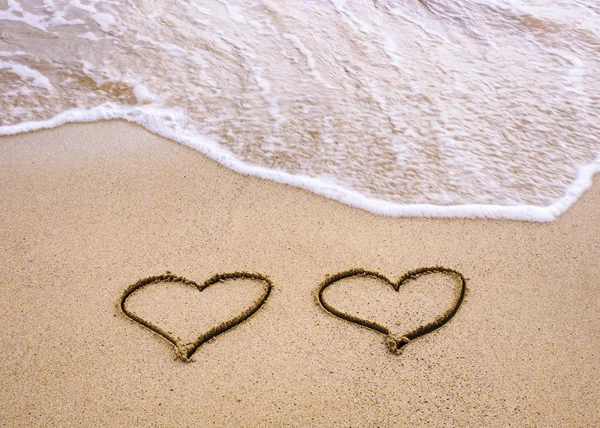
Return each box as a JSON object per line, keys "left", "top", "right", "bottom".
{"left": 120, "top": 272, "right": 272, "bottom": 362}
{"left": 317, "top": 266, "right": 466, "bottom": 353}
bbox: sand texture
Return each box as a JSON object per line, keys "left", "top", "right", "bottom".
{"left": 1, "top": 121, "right": 598, "bottom": 426}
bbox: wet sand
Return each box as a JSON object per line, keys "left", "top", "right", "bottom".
{"left": 1, "top": 121, "right": 598, "bottom": 426}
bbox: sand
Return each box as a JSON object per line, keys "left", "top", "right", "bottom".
{"left": 0, "top": 121, "right": 598, "bottom": 426}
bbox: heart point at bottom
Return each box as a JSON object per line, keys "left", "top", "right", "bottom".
{"left": 385, "top": 336, "right": 410, "bottom": 355}
{"left": 174, "top": 342, "right": 196, "bottom": 363}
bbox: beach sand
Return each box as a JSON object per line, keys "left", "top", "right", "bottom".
{"left": 1, "top": 121, "right": 598, "bottom": 426}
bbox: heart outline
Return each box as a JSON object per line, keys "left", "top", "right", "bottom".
{"left": 120, "top": 271, "right": 273, "bottom": 362}
{"left": 317, "top": 266, "right": 466, "bottom": 353}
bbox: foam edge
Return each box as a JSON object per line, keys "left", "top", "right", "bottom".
{"left": 1, "top": 103, "right": 598, "bottom": 223}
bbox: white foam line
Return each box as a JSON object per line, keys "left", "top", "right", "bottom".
{"left": 221, "top": 36, "right": 286, "bottom": 126}
{"left": 0, "top": 50, "right": 28, "bottom": 57}
{"left": 216, "top": 0, "right": 273, "bottom": 35}
{"left": 282, "top": 33, "right": 331, "bottom": 88}
{"left": 90, "top": 12, "right": 117, "bottom": 33}
{"left": 0, "top": 60, "right": 53, "bottom": 89}
{"left": 1, "top": 105, "right": 598, "bottom": 222}
{"left": 217, "top": 0, "right": 247, "bottom": 24}
{"left": 135, "top": 35, "right": 188, "bottom": 57}
{"left": 0, "top": 7, "right": 49, "bottom": 32}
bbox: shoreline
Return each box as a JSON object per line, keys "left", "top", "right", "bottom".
{"left": 1, "top": 111, "right": 598, "bottom": 222}
{"left": 1, "top": 121, "right": 598, "bottom": 426}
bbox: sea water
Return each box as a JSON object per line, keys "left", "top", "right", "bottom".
{"left": 0, "top": 0, "right": 598, "bottom": 221}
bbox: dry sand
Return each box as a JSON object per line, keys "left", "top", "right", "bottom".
{"left": 1, "top": 121, "right": 598, "bottom": 426}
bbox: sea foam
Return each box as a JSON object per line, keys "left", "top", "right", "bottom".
{"left": 0, "top": 0, "right": 598, "bottom": 222}
{"left": 1, "top": 102, "right": 598, "bottom": 222}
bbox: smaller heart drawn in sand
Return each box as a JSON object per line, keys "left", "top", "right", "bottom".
{"left": 120, "top": 272, "right": 272, "bottom": 362}
{"left": 317, "top": 267, "right": 466, "bottom": 353}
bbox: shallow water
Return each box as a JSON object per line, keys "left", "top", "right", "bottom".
{"left": 1, "top": 0, "right": 599, "bottom": 220}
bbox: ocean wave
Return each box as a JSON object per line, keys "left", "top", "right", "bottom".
{"left": 0, "top": 0, "right": 598, "bottom": 221}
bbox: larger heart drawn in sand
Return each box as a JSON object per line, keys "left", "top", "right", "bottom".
{"left": 317, "top": 266, "right": 466, "bottom": 353}
{"left": 120, "top": 272, "right": 272, "bottom": 362}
